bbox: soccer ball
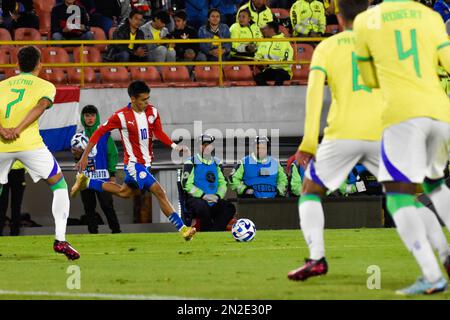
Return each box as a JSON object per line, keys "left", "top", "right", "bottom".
{"left": 71, "top": 132, "right": 89, "bottom": 150}
{"left": 232, "top": 218, "right": 256, "bottom": 242}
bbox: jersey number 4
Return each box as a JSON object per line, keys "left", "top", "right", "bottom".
{"left": 395, "top": 29, "right": 421, "bottom": 78}
{"left": 5, "top": 88, "right": 25, "bottom": 118}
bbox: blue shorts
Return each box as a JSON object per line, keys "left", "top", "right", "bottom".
{"left": 124, "top": 163, "right": 157, "bottom": 191}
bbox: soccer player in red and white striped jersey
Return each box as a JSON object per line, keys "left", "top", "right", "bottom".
{"left": 71, "top": 81, "right": 196, "bottom": 241}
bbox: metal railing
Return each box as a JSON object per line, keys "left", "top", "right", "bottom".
{"left": 0, "top": 37, "right": 324, "bottom": 87}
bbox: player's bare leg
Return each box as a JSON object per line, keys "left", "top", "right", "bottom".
{"left": 385, "top": 182, "right": 447, "bottom": 295}
{"left": 47, "top": 172, "right": 79, "bottom": 260}
{"left": 149, "top": 182, "right": 196, "bottom": 241}
{"left": 288, "top": 178, "right": 328, "bottom": 281}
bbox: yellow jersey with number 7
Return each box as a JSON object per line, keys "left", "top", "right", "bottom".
{"left": 353, "top": 0, "right": 450, "bottom": 128}
{"left": 0, "top": 73, "right": 56, "bottom": 152}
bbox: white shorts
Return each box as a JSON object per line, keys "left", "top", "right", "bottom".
{"left": 305, "top": 139, "right": 380, "bottom": 191}
{"left": 379, "top": 117, "right": 450, "bottom": 183}
{"left": 0, "top": 147, "right": 61, "bottom": 184}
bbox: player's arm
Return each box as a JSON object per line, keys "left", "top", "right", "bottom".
{"left": 276, "top": 161, "right": 288, "bottom": 196}
{"left": 11, "top": 97, "right": 52, "bottom": 139}
{"left": 153, "top": 113, "right": 189, "bottom": 154}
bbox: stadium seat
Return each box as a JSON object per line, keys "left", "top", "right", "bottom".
{"left": 279, "top": 25, "right": 291, "bottom": 37}
{"left": 4, "top": 68, "right": 21, "bottom": 79}
{"left": 289, "top": 64, "right": 310, "bottom": 85}
{"left": 161, "top": 66, "right": 198, "bottom": 87}
{"left": 194, "top": 65, "right": 221, "bottom": 87}
{"left": 90, "top": 27, "right": 107, "bottom": 52}
{"left": 73, "top": 46, "right": 102, "bottom": 63}
{"left": 0, "top": 28, "right": 13, "bottom": 47}
{"left": 39, "top": 68, "right": 67, "bottom": 85}
{"left": 41, "top": 47, "right": 70, "bottom": 64}
{"left": 271, "top": 8, "right": 290, "bottom": 19}
{"left": 36, "top": 10, "right": 52, "bottom": 37}
{"left": 129, "top": 66, "right": 164, "bottom": 87}
{"left": 67, "top": 67, "right": 97, "bottom": 86}
{"left": 99, "top": 66, "right": 129, "bottom": 87}
{"left": 108, "top": 27, "right": 117, "bottom": 39}
{"left": 223, "top": 65, "right": 255, "bottom": 86}
{"left": 293, "top": 43, "right": 314, "bottom": 62}
{"left": 33, "top": 0, "right": 56, "bottom": 13}
{"left": 326, "top": 24, "right": 343, "bottom": 35}
{"left": 14, "top": 28, "right": 42, "bottom": 46}
{"left": 8, "top": 47, "right": 19, "bottom": 64}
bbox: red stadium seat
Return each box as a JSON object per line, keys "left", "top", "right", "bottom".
{"left": 0, "top": 28, "right": 13, "bottom": 47}
{"left": 223, "top": 65, "right": 255, "bottom": 86}
{"left": 39, "top": 68, "right": 67, "bottom": 85}
{"left": 100, "top": 66, "right": 129, "bottom": 87}
{"left": 108, "top": 27, "right": 117, "bottom": 39}
{"left": 289, "top": 64, "right": 310, "bottom": 85}
{"left": 279, "top": 25, "right": 291, "bottom": 37}
{"left": 271, "top": 8, "right": 290, "bottom": 19}
{"left": 14, "top": 28, "right": 42, "bottom": 46}
{"left": 90, "top": 27, "right": 107, "bottom": 52}
{"left": 4, "top": 68, "right": 22, "bottom": 79}
{"left": 36, "top": 10, "right": 52, "bottom": 37}
{"left": 326, "top": 24, "right": 343, "bottom": 35}
{"left": 161, "top": 66, "right": 197, "bottom": 87}
{"left": 194, "top": 66, "right": 221, "bottom": 86}
{"left": 67, "top": 67, "right": 97, "bottom": 86}
{"left": 293, "top": 43, "right": 314, "bottom": 62}
{"left": 129, "top": 66, "right": 164, "bottom": 86}
{"left": 33, "top": 0, "right": 56, "bottom": 13}
{"left": 73, "top": 46, "right": 102, "bottom": 63}
{"left": 8, "top": 47, "right": 19, "bottom": 64}
{"left": 41, "top": 47, "right": 70, "bottom": 64}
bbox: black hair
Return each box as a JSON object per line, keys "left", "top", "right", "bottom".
{"left": 238, "top": 8, "right": 253, "bottom": 23}
{"left": 265, "top": 21, "right": 279, "bottom": 34}
{"left": 129, "top": 9, "right": 144, "bottom": 19}
{"left": 128, "top": 80, "right": 150, "bottom": 98}
{"left": 17, "top": 46, "right": 41, "bottom": 73}
{"left": 81, "top": 104, "right": 98, "bottom": 115}
{"left": 154, "top": 10, "right": 171, "bottom": 25}
{"left": 208, "top": 8, "right": 221, "bottom": 19}
{"left": 173, "top": 10, "right": 187, "bottom": 21}
{"left": 338, "top": 0, "right": 369, "bottom": 22}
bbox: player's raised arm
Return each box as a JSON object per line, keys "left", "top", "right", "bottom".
{"left": 153, "top": 112, "right": 190, "bottom": 155}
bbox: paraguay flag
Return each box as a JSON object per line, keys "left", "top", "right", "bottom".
{"left": 39, "top": 87, "right": 80, "bottom": 152}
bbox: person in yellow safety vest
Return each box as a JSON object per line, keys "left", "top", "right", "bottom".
{"left": 437, "top": 66, "right": 450, "bottom": 97}
{"left": 254, "top": 21, "right": 294, "bottom": 86}
{"left": 230, "top": 8, "right": 262, "bottom": 59}
{"left": 236, "top": 0, "right": 273, "bottom": 28}
{"left": 290, "top": 0, "right": 326, "bottom": 37}
{"left": 323, "top": 0, "right": 339, "bottom": 15}
{"left": 0, "top": 161, "right": 26, "bottom": 236}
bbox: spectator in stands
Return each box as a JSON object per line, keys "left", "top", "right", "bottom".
{"left": 181, "top": 134, "right": 236, "bottom": 232}
{"left": 119, "top": 0, "right": 151, "bottom": 25}
{"left": 1, "top": 0, "right": 39, "bottom": 31}
{"left": 434, "top": 0, "right": 450, "bottom": 22}
{"left": 323, "top": 0, "right": 338, "bottom": 25}
{"left": 90, "top": 0, "right": 122, "bottom": 36}
{"left": 229, "top": 8, "right": 262, "bottom": 59}
{"left": 198, "top": 8, "right": 231, "bottom": 61}
{"left": 0, "top": 161, "right": 26, "bottom": 236}
{"left": 51, "top": 0, "right": 94, "bottom": 41}
{"left": 230, "top": 136, "right": 287, "bottom": 199}
{"left": 71, "top": 105, "right": 121, "bottom": 234}
{"left": 169, "top": 10, "right": 206, "bottom": 66}
{"left": 253, "top": 21, "right": 293, "bottom": 86}
{"left": 268, "top": 0, "right": 296, "bottom": 9}
{"left": 210, "top": 0, "right": 242, "bottom": 27}
{"left": 438, "top": 65, "right": 450, "bottom": 96}
{"left": 141, "top": 10, "right": 176, "bottom": 63}
{"left": 236, "top": 0, "right": 273, "bottom": 28}
{"left": 185, "top": 0, "right": 209, "bottom": 30}
{"left": 290, "top": 0, "right": 326, "bottom": 37}
{"left": 103, "top": 10, "right": 147, "bottom": 62}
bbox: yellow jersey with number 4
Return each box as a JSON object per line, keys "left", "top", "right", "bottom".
{"left": 354, "top": 0, "right": 450, "bottom": 128}
{"left": 0, "top": 73, "right": 56, "bottom": 152}
{"left": 299, "top": 30, "right": 383, "bottom": 155}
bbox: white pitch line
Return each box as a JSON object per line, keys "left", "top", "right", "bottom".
{"left": 0, "top": 289, "right": 207, "bottom": 300}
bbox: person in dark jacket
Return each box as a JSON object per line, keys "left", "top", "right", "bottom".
{"left": 90, "top": 0, "right": 122, "bottom": 35}
{"left": 198, "top": 8, "right": 232, "bottom": 61}
{"left": 185, "top": 0, "right": 209, "bottom": 30}
{"left": 71, "top": 105, "right": 121, "bottom": 234}
{"left": 1, "top": 0, "right": 39, "bottom": 31}
{"left": 51, "top": 0, "right": 94, "bottom": 41}
{"left": 103, "top": 10, "right": 147, "bottom": 62}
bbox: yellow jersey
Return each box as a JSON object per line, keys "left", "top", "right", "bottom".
{"left": 128, "top": 32, "right": 136, "bottom": 50}
{"left": 0, "top": 73, "right": 56, "bottom": 152}
{"left": 299, "top": 30, "right": 383, "bottom": 155}
{"left": 354, "top": 0, "right": 450, "bottom": 128}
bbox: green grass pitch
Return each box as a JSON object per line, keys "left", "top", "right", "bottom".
{"left": 0, "top": 229, "right": 449, "bottom": 300}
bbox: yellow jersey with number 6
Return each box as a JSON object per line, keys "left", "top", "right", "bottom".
{"left": 0, "top": 73, "right": 56, "bottom": 152}
{"left": 354, "top": 0, "right": 450, "bottom": 128}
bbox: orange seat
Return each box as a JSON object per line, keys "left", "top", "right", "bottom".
{"left": 35, "top": 9, "right": 51, "bottom": 37}
{"left": 99, "top": 67, "right": 129, "bottom": 87}
{"left": 293, "top": 43, "right": 314, "bottom": 62}
{"left": 73, "top": 46, "right": 102, "bottom": 63}
{"left": 289, "top": 64, "right": 310, "bottom": 85}
{"left": 4, "top": 68, "right": 22, "bottom": 78}
{"left": 271, "top": 8, "right": 290, "bottom": 19}
{"left": 223, "top": 65, "right": 255, "bottom": 86}
{"left": 33, "top": 0, "right": 56, "bottom": 13}
{"left": 14, "top": 28, "right": 42, "bottom": 46}
{"left": 90, "top": 27, "right": 107, "bottom": 52}
{"left": 39, "top": 68, "right": 67, "bottom": 85}
{"left": 129, "top": 66, "right": 163, "bottom": 86}
{"left": 67, "top": 67, "right": 97, "bottom": 85}
{"left": 8, "top": 47, "right": 19, "bottom": 64}
{"left": 0, "top": 28, "right": 13, "bottom": 47}
{"left": 41, "top": 47, "right": 70, "bottom": 64}
{"left": 194, "top": 66, "right": 220, "bottom": 86}
{"left": 326, "top": 24, "right": 343, "bottom": 35}
{"left": 108, "top": 27, "right": 117, "bottom": 40}
{"left": 161, "top": 66, "right": 197, "bottom": 87}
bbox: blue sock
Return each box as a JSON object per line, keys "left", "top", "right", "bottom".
{"left": 88, "top": 179, "right": 104, "bottom": 193}
{"left": 168, "top": 212, "right": 184, "bottom": 231}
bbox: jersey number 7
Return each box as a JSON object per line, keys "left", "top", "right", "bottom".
{"left": 5, "top": 88, "right": 25, "bottom": 119}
